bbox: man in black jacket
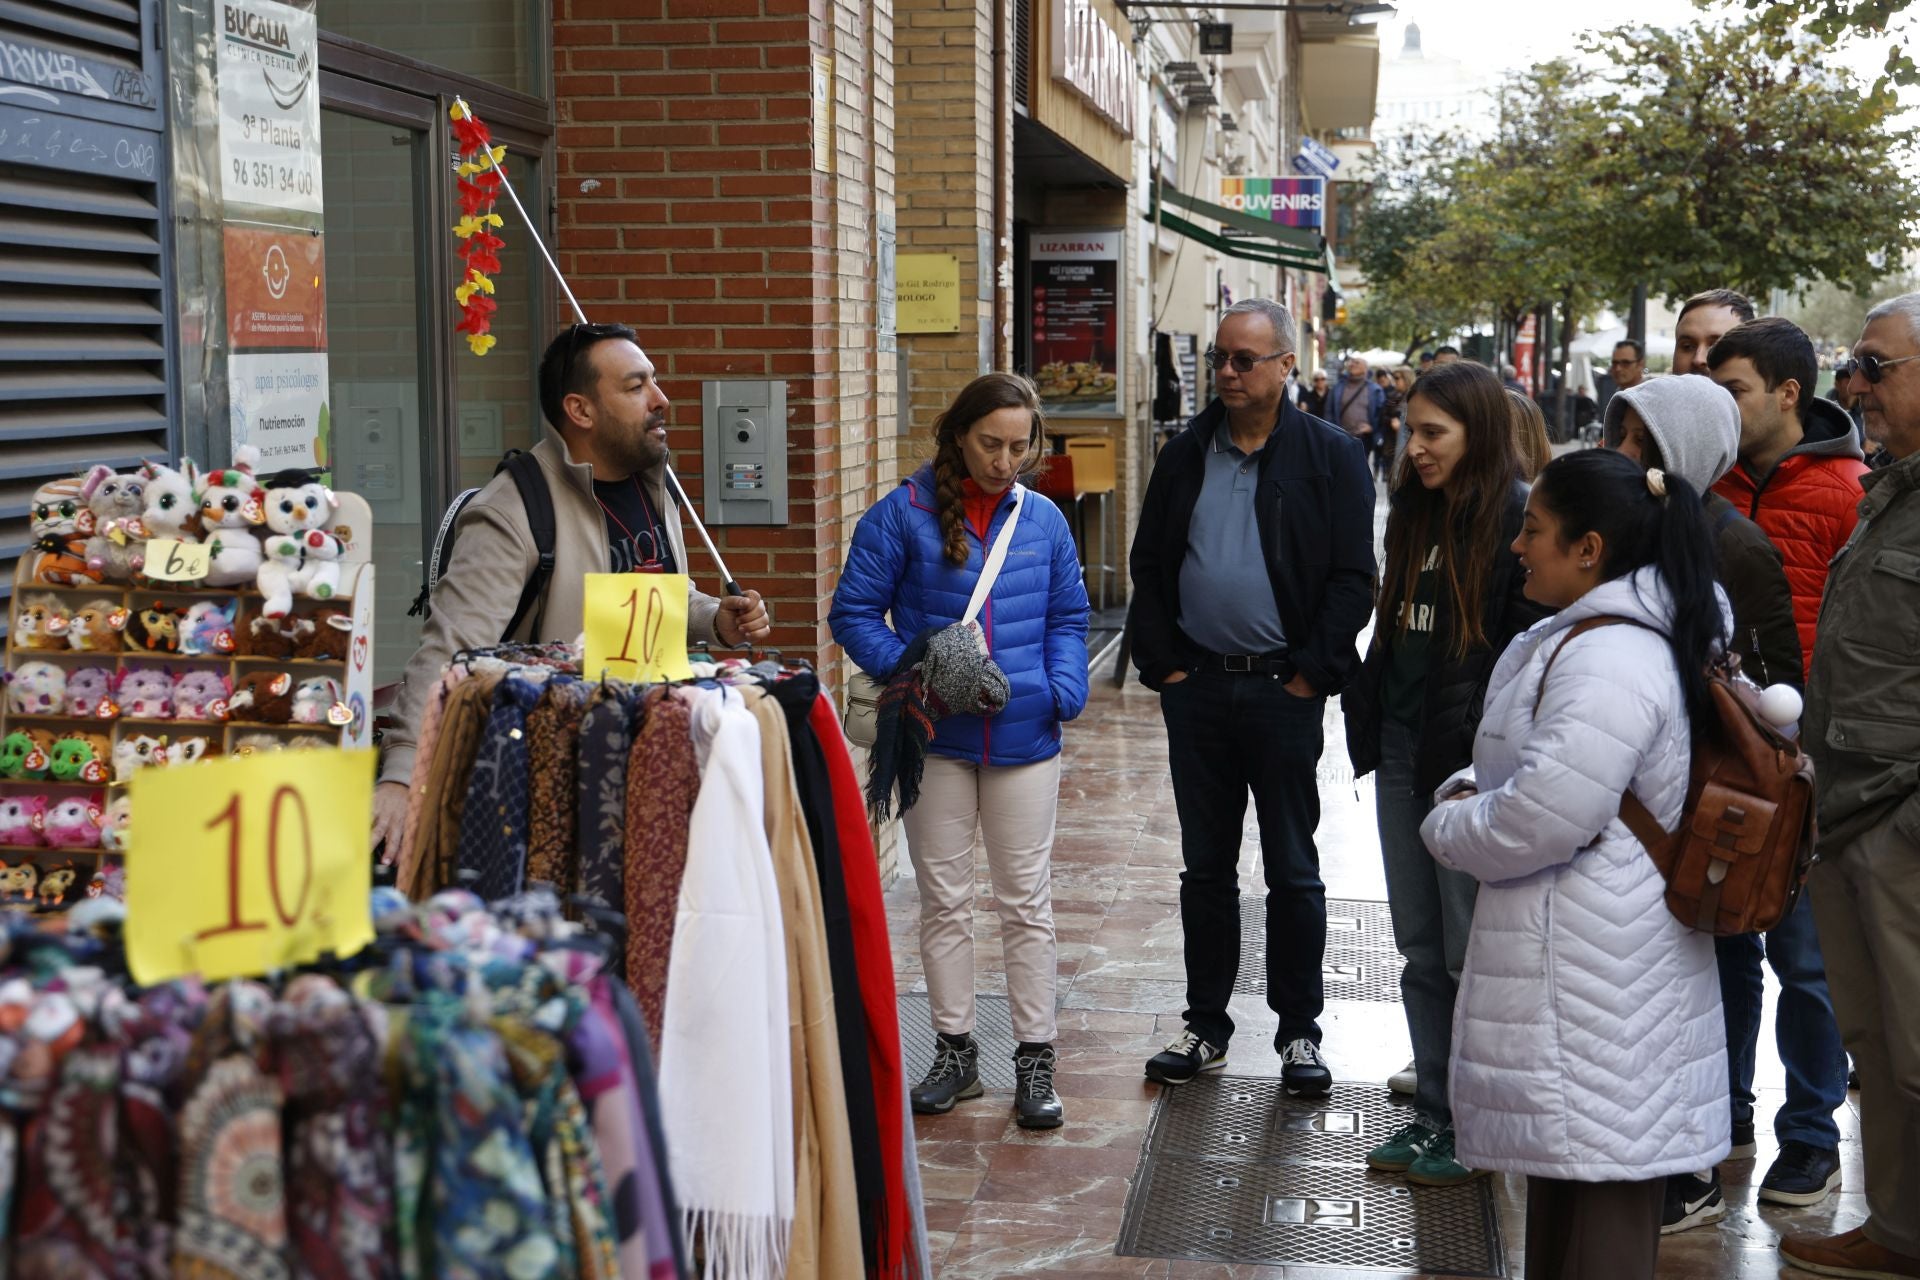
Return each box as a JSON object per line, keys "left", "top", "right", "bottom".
{"left": 1130, "top": 298, "right": 1377, "bottom": 1094}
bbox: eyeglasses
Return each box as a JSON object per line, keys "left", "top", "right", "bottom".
{"left": 1849, "top": 353, "right": 1920, "bottom": 384}
{"left": 558, "top": 322, "right": 590, "bottom": 392}
{"left": 1204, "top": 346, "right": 1289, "bottom": 373}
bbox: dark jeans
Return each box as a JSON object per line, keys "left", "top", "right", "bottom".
{"left": 1160, "top": 669, "right": 1327, "bottom": 1051}
{"left": 1525, "top": 1176, "right": 1664, "bottom": 1280}
{"left": 1715, "top": 892, "right": 1847, "bottom": 1148}
{"left": 1376, "top": 718, "right": 1478, "bottom": 1128}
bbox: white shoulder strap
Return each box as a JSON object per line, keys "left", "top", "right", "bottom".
{"left": 961, "top": 484, "right": 1025, "bottom": 626}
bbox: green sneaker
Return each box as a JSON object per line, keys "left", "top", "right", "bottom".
{"left": 1405, "top": 1128, "right": 1486, "bottom": 1187}
{"left": 1366, "top": 1121, "right": 1436, "bottom": 1172}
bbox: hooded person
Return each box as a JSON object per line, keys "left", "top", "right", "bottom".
{"left": 1606, "top": 376, "right": 1804, "bottom": 691}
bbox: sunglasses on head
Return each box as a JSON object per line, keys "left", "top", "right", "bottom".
{"left": 1204, "top": 346, "right": 1288, "bottom": 373}
{"left": 1845, "top": 353, "right": 1920, "bottom": 384}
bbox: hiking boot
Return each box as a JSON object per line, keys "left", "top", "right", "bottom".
{"left": 1405, "top": 1128, "right": 1485, "bottom": 1187}
{"left": 911, "top": 1031, "right": 982, "bottom": 1115}
{"left": 1365, "top": 1120, "right": 1436, "bottom": 1172}
{"left": 1660, "top": 1170, "right": 1726, "bottom": 1235}
{"left": 1144, "top": 1029, "right": 1227, "bottom": 1085}
{"left": 1780, "top": 1227, "right": 1920, "bottom": 1278}
{"left": 1729, "top": 1118, "right": 1757, "bottom": 1160}
{"left": 1760, "top": 1139, "right": 1842, "bottom": 1207}
{"left": 1013, "top": 1041, "right": 1064, "bottom": 1130}
{"left": 1279, "top": 1037, "right": 1332, "bottom": 1097}
{"left": 1387, "top": 1059, "right": 1417, "bottom": 1095}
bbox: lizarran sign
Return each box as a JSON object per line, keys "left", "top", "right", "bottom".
{"left": 1052, "top": 0, "right": 1137, "bottom": 139}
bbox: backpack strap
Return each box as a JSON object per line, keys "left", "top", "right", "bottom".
{"left": 408, "top": 485, "right": 484, "bottom": 619}
{"left": 498, "top": 450, "right": 556, "bottom": 643}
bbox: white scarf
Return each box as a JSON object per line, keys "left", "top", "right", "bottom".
{"left": 658, "top": 686, "right": 794, "bottom": 1279}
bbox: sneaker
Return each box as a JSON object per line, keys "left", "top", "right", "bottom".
{"left": 1366, "top": 1120, "right": 1436, "bottom": 1172}
{"left": 1405, "top": 1128, "right": 1485, "bottom": 1187}
{"left": 1012, "top": 1042, "right": 1064, "bottom": 1130}
{"left": 1144, "top": 1029, "right": 1227, "bottom": 1085}
{"left": 910, "top": 1031, "right": 982, "bottom": 1115}
{"left": 1280, "top": 1037, "right": 1332, "bottom": 1097}
{"left": 1660, "top": 1170, "right": 1726, "bottom": 1235}
{"left": 1388, "top": 1059, "right": 1417, "bottom": 1096}
{"left": 1760, "top": 1139, "right": 1842, "bottom": 1207}
{"left": 1730, "top": 1118, "right": 1757, "bottom": 1160}
{"left": 1780, "top": 1226, "right": 1920, "bottom": 1278}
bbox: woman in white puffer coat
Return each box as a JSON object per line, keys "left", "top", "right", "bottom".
{"left": 1420, "top": 449, "right": 1730, "bottom": 1280}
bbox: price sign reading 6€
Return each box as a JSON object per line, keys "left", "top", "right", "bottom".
{"left": 583, "top": 573, "right": 695, "bottom": 683}
{"left": 125, "top": 747, "right": 376, "bottom": 986}
{"left": 144, "top": 538, "right": 212, "bottom": 582}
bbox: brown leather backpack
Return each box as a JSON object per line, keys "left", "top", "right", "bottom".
{"left": 1535, "top": 616, "right": 1817, "bottom": 935}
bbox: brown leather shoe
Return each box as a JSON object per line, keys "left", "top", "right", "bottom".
{"left": 1781, "top": 1228, "right": 1920, "bottom": 1279}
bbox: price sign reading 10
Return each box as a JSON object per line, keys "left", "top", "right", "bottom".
{"left": 125, "top": 748, "right": 376, "bottom": 986}
{"left": 583, "top": 573, "right": 694, "bottom": 683}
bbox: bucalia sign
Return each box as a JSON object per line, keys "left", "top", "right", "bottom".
{"left": 1052, "top": 0, "right": 1136, "bottom": 138}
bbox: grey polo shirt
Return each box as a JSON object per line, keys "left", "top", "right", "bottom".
{"left": 1177, "top": 421, "right": 1288, "bottom": 656}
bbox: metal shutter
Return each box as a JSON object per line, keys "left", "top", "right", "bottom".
{"left": 1013, "top": 0, "right": 1030, "bottom": 113}
{"left": 0, "top": 0, "right": 174, "bottom": 621}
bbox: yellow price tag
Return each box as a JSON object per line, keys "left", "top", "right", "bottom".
{"left": 145, "top": 538, "right": 212, "bottom": 582}
{"left": 583, "top": 573, "right": 694, "bottom": 683}
{"left": 124, "top": 748, "right": 375, "bottom": 986}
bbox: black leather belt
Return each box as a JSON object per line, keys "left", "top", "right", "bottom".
{"left": 1192, "top": 651, "right": 1295, "bottom": 679}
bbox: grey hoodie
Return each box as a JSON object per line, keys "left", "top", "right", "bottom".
{"left": 1601, "top": 375, "right": 1741, "bottom": 492}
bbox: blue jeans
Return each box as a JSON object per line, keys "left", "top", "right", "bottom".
{"left": 1715, "top": 892, "right": 1847, "bottom": 1148}
{"left": 1375, "top": 717, "right": 1478, "bottom": 1129}
{"left": 1160, "top": 670, "right": 1328, "bottom": 1051}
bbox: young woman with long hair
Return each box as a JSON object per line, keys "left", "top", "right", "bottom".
{"left": 1509, "top": 388, "right": 1554, "bottom": 481}
{"left": 1342, "top": 359, "right": 1547, "bottom": 1186}
{"left": 829, "top": 372, "right": 1091, "bottom": 1130}
{"left": 1420, "top": 449, "right": 1731, "bottom": 1279}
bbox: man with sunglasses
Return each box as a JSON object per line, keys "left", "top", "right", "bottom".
{"left": 370, "top": 322, "right": 771, "bottom": 854}
{"left": 1783, "top": 292, "right": 1920, "bottom": 1280}
{"left": 1129, "top": 299, "right": 1376, "bottom": 1096}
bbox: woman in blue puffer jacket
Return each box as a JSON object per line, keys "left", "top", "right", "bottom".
{"left": 830, "top": 371, "right": 1090, "bottom": 1131}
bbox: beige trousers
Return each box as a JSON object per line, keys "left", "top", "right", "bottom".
{"left": 903, "top": 753, "right": 1062, "bottom": 1045}
{"left": 1810, "top": 805, "right": 1920, "bottom": 1257}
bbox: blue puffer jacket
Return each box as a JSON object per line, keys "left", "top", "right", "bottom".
{"left": 829, "top": 465, "right": 1091, "bottom": 766}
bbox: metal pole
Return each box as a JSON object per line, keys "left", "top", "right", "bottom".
{"left": 456, "top": 97, "right": 743, "bottom": 597}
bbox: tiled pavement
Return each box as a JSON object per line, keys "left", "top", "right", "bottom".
{"left": 888, "top": 666, "right": 1867, "bottom": 1279}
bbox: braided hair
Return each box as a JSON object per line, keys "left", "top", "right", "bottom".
{"left": 929, "top": 372, "right": 1046, "bottom": 566}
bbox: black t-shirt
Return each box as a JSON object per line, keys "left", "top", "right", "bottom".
{"left": 1381, "top": 544, "right": 1440, "bottom": 727}
{"left": 593, "top": 476, "right": 677, "bottom": 575}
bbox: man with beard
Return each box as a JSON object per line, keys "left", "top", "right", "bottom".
{"left": 369, "top": 321, "right": 770, "bottom": 850}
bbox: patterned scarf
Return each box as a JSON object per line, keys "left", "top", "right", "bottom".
{"left": 865, "top": 628, "right": 937, "bottom": 820}
{"left": 497, "top": 1018, "right": 620, "bottom": 1280}
{"left": 12, "top": 1035, "right": 123, "bottom": 1277}
{"left": 408, "top": 671, "right": 501, "bottom": 900}
{"left": 455, "top": 675, "right": 544, "bottom": 899}
{"left": 623, "top": 688, "right": 701, "bottom": 1050}
{"left": 524, "top": 679, "right": 589, "bottom": 892}
{"left": 397, "top": 670, "right": 462, "bottom": 885}
{"left": 574, "top": 686, "right": 636, "bottom": 914}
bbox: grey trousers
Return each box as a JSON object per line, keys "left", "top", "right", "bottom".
{"left": 1524, "top": 1176, "right": 1664, "bottom": 1280}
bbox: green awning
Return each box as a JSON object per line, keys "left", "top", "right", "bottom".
{"left": 1145, "top": 183, "right": 1329, "bottom": 272}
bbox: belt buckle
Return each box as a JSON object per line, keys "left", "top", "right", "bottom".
{"left": 1223, "top": 654, "right": 1252, "bottom": 673}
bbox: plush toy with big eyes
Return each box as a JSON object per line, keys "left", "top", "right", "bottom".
{"left": 172, "top": 671, "right": 230, "bottom": 722}
{"left": 197, "top": 445, "right": 265, "bottom": 588}
{"left": 117, "top": 669, "right": 173, "bottom": 721}
{"left": 42, "top": 793, "right": 104, "bottom": 849}
{"left": 0, "top": 729, "right": 56, "bottom": 780}
{"left": 78, "top": 466, "right": 148, "bottom": 582}
{"left": 257, "top": 472, "right": 344, "bottom": 617}
{"left": 0, "top": 860, "right": 38, "bottom": 904}
{"left": 112, "top": 733, "right": 167, "bottom": 782}
{"left": 48, "top": 734, "right": 111, "bottom": 785}
{"left": 14, "top": 595, "right": 72, "bottom": 652}
{"left": 37, "top": 862, "right": 78, "bottom": 908}
{"left": 179, "top": 599, "right": 237, "bottom": 657}
{"left": 125, "top": 605, "right": 183, "bottom": 654}
{"left": 229, "top": 733, "right": 285, "bottom": 758}
{"left": 237, "top": 610, "right": 299, "bottom": 659}
{"left": 8, "top": 662, "right": 67, "bottom": 717}
{"left": 66, "top": 667, "right": 117, "bottom": 720}
{"left": 296, "top": 607, "right": 354, "bottom": 661}
{"left": 136, "top": 459, "right": 203, "bottom": 545}
{"left": 66, "top": 599, "right": 130, "bottom": 654}
{"left": 166, "top": 736, "right": 213, "bottom": 767}
{"left": 229, "top": 671, "right": 294, "bottom": 724}
{"left": 98, "top": 795, "right": 132, "bottom": 853}
{"left": 290, "top": 675, "right": 346, "bottom": 726}
{"left": 0, "top": 797, "right": 45, "bottom": 848}
{"left": 30, "top": 475, "right": 98, "bottom": 586}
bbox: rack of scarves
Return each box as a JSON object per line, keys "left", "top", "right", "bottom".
{"left": 390, "top": 652, "right": 930, "bottom": 1280}
{"left": 0, "top": 886, "right": 689, "bottom": 1280}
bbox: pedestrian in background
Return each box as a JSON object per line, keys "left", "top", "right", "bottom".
{"left": 830, "top": 371, "right": 1090, "bottom": 1130}
{"left": 1782, "top": 292, "right": 1920, "bottom": 1280}
{"left": 1302, "top": 368, "right": 1330, "bottom": 418}
{"left": 1327, "top": 355, "right": 1385, "bottom": 447}
{"left": 1508, "top": 389, "right": 1553, "bottom": 481}
{"left": 1342, "top": 360, "right": 1545, "bottom": 1188}
{"left": 1421, "top": 448, "right": 1731, "bottom": 1280}
{"left": 1673, "top": 288, "right": 1756, "bottom": 375}
{"left": 1130, "top": 299, "right": 1375, "bottom": 1095}
{"left": 1376, "top": 367, "right": 1405, "bottom": 482}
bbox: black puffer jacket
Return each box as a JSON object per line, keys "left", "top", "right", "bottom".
{"left": 1342, "top": 479, "right": 1549, "bottom": 797}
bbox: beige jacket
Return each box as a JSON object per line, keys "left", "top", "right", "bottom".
{"left": 379, "top": 428, "right": 720, "bottom": 785}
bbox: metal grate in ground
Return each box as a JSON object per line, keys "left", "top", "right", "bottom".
{"left": 1118, "top": 1076, "right": 1507, "bottom": 1275}
{"left": 896, "top": 992, "right": 1020, "bottom": 1090}
{"left": 1232, "top": 896, "right": 1406, "bottom": 1002}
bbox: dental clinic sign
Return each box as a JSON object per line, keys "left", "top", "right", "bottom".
{"left": 1052, "top": 0, "right": 1136, "bottom": 138}
{"left": 218, "top": 0, "right": 322, "bottom": 216}
{"left": 1221, "top": 176, "right": 1325, "bottom": 231}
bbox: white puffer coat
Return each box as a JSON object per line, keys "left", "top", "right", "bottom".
{"left": 1419, "top": 567, "right": 1730, "bottom": 1181}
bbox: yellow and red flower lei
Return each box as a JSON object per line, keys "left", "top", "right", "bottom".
{"left": 451, "top": 102, "right": 506, "bottom": 356}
